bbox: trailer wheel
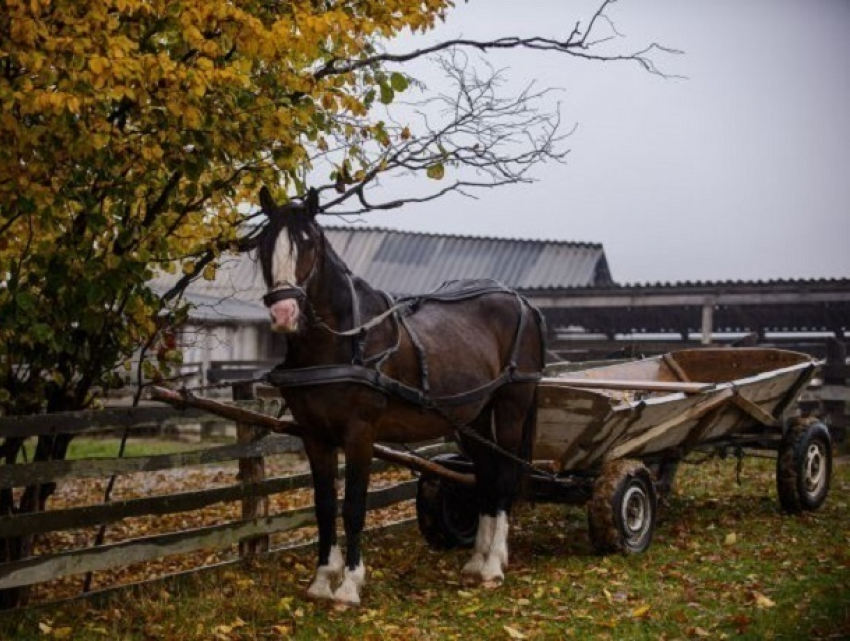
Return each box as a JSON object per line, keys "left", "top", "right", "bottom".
{"left": 587, "top": 460, "right": 658, "bottom": 554}
{"left": 416, "top": 455, "right": 478, "bottom": 550}
{"left": 777, "top": 420, "right": 832, "bottom": 513}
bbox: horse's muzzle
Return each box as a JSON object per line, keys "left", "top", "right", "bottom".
{"left": 269, "top": 298, "right": 300, "bottom": 333}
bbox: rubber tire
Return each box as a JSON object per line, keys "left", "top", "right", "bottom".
{"left": 587, "top": 460, "right": 658, "bottom": 555}
{"left": 777, "top": 420, "right": 832, "bottom": 514}
{"left": 416, "top": 455, "right": 479, "bottom": 550}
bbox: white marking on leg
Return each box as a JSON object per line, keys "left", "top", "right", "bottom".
{"left": 306, "top": 545, "right": 343, "bottom": 601}
{"left": 481, "top": 511, "right": 509, "bottom": 587}
{"left": 333, "top": 561, "right": 366, "bottom": 606}
{"left": 491, "top": 511, "right": 509, "bottom": 568}
{"left": 462, "top": 514, "right": 494, "bottom": 580}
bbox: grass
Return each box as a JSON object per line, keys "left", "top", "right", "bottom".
{"left": 20, "top": 437, "right": 220, "bottom": 461}
{"left": 1, "top": 456, "right": 848, "bottom": 640}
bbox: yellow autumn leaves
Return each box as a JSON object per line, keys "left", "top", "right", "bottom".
{"left": 0, "top": 0, "right": 453, "bottom": 412}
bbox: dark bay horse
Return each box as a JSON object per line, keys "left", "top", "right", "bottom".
{"left": 255, "top": 187, "right": 545, "bottom": 606}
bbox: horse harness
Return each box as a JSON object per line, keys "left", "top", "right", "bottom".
{"left": 264, "top": 278, "right": 545, "bottom": 414}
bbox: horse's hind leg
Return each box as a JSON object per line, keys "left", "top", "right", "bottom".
{"left": 460, "top": 408, "right": 497, "bottom": 584}
{"left": 462, "top": 388, "right": 535, "bottom": 587}
{"left": 304, "top": 437, "right": 343, "bottom": 601}
{"left": 333, "top": 433, "right": 372, "bottom": 606}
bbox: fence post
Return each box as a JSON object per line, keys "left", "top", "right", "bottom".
{"left": 233, "top": 382, "right": 269, "bottom": 561}
{"left": 822, "top": 338, "right": 848, "bottom": 447}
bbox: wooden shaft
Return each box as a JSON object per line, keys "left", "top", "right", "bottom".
{"left": 540, "top": 377, "right": 712, "bottom": 394}
{"left": 149, "top": 387, "right": 476, "bottom": 486}
{"left": 150, "top": 387, "right": 301, "bottom": 435}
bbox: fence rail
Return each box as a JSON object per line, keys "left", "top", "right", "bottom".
{"left": 0, "top": 384, "right": 444, "bottom": 608}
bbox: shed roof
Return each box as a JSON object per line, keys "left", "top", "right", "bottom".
{"left": 324, "top": 227, "right": 612, "bottom": 295}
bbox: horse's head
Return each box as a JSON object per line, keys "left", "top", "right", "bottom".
{"left": 256, "top": 186, "right": 322, "bottom": 333}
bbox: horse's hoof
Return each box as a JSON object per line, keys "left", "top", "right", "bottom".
{"left": 479, "top": 563, "right": 505, "bottom": 589}
{"left": 332, "top": 583, "right": 361, "bottom": 607}
{"left": 461, "top": 553, "right": 485, "bottom": 577}
{"left": 481, "top": 578, "right": 504, "bottom": 589}
{"left": 333, "top": 565, "right": 365, "bottom": 607}
{"left": 306, "top": 583, "right": 336, "bottom": 602}
{"left": 461, "top": 571, "right": 482, "bottom": 587}
{"left": 332, "top": 597, "right": 360, "bottom": 609}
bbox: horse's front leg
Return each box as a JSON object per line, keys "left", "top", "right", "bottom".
{"left": 333, "top": 435, "right": 373, "bottom": 606}
{"left": 304, "top": 437, "right": 343, "bottom": 602}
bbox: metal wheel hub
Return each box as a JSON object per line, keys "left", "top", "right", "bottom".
{"left": 803, "top": 443, "right": 826, "bottom": 495}
{"left": 621, "top": 485, "right": 649, "bottom": 539}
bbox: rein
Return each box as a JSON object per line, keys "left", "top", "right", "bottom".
{"left": 314, "top": 296, "right": 411, "bottom": 338}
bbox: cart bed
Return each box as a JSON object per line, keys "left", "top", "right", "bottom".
{"left": 535, "top": 348, "right": 817, "bottom": 471}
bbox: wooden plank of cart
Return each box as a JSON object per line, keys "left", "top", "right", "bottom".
{"left": 153, "top": 347, "right": 832, "bottom": 557}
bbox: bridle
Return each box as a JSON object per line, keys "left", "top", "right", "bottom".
{"left": 261, "top": 229, "right": 322, "bottom": 309}
{"left": 262, "top": 284, "right": 306, "bottom": 307}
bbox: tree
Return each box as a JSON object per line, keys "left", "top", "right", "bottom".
{"left": 0, "top": 0, "right": 671, "bottom": 606}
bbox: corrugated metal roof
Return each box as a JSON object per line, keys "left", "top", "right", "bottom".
{"left": 151, "top": 227, "right": 612, "bottom": 318}
{"left": 324, "top": 227, "right": 611, "bottom": 295}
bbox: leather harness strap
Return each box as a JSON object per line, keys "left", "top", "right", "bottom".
{"left": 266, "top": 280, "right": 544, "bottom": 412}
{"left": 265, "top": 362, "right": 541, "bottom": 411}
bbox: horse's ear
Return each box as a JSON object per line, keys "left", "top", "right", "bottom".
{"left": 259, "top": 186, "right": 277, "bottom": 217}
{"left": 305, "top": 188, "right": 319, "bottom": 218}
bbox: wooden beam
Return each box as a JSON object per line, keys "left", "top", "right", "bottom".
{"left": 662, "top": 354, "right": 691, "bottom": 382}
{"left": 527, "top": 288, "right": 850, "bottom": 310}
{"left": 0, "top": 475, "right": 312, "bottom": 539}
{"left": 0, "top": 405, "right": 210, "bottom": 439}
{"left": 730, "top": 393, "right": 779, "bottom": 427}
{"left": 0, "top": 436, "right": 296, "bottom": 489}
{"left": 701, "top": 302, "right": 714, "bottom": 345}
{"left": 372, "top": 446, "right": 475, "bottom": 486}
{"left": 150, "top": 387, "right": 301, "bottom": 436}
{"left": 540, "top": 377, "right": 713, "bottom": 394}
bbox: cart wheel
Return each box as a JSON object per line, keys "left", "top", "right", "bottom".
{"left": 776, "top": 420, "right": 832, "bottom": 513}
{"left": 416, "top": 455, "right": 478, "bottom": 550}
{"left": 587, "top": 460, "right": 658, "bottom": 555}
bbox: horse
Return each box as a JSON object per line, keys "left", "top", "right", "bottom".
{"left": 255, "top": 186, "right": 546, "bottom": 606}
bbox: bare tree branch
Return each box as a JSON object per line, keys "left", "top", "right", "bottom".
{"left": 313, "top": 0, "right": 682, "bottom": 81}
{"left": 309, "top": 50, "right": 574, "bottom": 215}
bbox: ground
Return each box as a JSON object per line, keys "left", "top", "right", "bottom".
{"left": 1, "top": 455, "right": 848, "bottom": 640}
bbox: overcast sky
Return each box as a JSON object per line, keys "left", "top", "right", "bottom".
{"left": 334, "top": 0, "right": 850, "bottom": 285}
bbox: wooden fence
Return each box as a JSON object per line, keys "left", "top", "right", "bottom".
{"left": 0, "top": 383, "right": 444, "bottom": 609}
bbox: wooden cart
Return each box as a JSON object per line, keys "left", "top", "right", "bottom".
{"left": 414, "top": 348, "right": 831, "bottom": 554}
